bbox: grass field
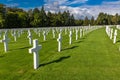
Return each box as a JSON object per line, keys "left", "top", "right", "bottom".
{"left": 1, "top": 27, "right": 120, "bottom": 80}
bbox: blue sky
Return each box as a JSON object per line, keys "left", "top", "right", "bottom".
{"left": 0, "top": 0, "right": 120, "bottom": 19}
{"left": 0, "top": 0, "right": 119, "bottom": 8}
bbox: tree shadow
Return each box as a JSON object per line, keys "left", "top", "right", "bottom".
{"left": 9, "top": 46, "right": 31, "bottom": 51}
{"left": 39, "top": 56, "right": 70, "bottom": 67}
{"left": 75, "top": 40, "right": 83, "bottom": 43}
{"left": 18, "top": 46, "right": 31, "bottom": 49}
{"left": 81, "top": 37, "right": 86, "bottom": 40}
{"left": 0, "top": 55, "right": 4, "bottom": 58}
{"left": 62, "top": 46, "right": 78, "bottom": 51}
{"left": 116, "top": 40, "right": 120, "bottom": 43}
{"left": 40, "top": 41, "right": 48, "bottom": 43}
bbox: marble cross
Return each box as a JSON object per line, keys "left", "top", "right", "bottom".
{"left": 65, "top": 28, "right": 67, "bottom": 35}
{"left": 60, "top": 29, "right": 62, "bottom": 34}
{"left": 38, "top": 30, "right": 41, "bottom": 37}
{"left": 17, "top": 30, "right": 21, "bottom": 38}
{"left": 43, "top": 31, "right": 46, "bottom": 41}
{"left": 13, "top": 31, "right": 17, "bottom": 42}
{"left": 82, "top": 28, "right": 84, "bottom": 36}
{"left": 52, "top": 29, "right": 55, "bottom": 38}
{"left": 57, "top": 33, "right": 62, "bottom": 52}
{"left": 29, "top": 39, "right": 42, "bottom": 69}
{"left": 69, "top": 30, "right": 72, "bottom": 45}
{"left": 0, "top": 30, "right": 1, "bottom": 38}
{"left": 110, "top": 28, "right": 113, "bottom": 39}
{"left": 113, "top": 29, "right": 117, "bottom": 44}
{"left": 27, "top": 30, "right": 32, "bottom": 45}
{"left": 80, "top": 29, "right": 82, "bottom": 38}
{"left": 76, "top": 29, "right": 78, "bottom": 40}
{"left": 0, "top": 34, "right": 9, "bottom": 52}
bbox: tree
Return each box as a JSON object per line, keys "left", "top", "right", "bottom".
{"left": 83, "top": 16, "right": 89, "bottom": 26}
{"left": 90, "top": 16, "right": 94, "bottom": 25}
{"left": 75, "top": 19, "right": 83, "bottom": 26}
{"left": 39, "top": 6, "right": 47, "bottom": 27}
{"left": 33, "top": 8, "right": 40, "bottom": 14}
{"left": 0, "top": 13, "right": 5, "bottom": 28}
{"left": 30, "top": 13, "right": 41, "bottom": 27}
{"left": 5, "top": 12, "right": 19, "bottom": 28}
{"left": 17, "top": 12, "right": 29, "bottom": 28}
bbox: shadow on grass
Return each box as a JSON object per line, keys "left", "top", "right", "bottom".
{"left": 62, "top": 46, "right": 78, "bottom": 51}
{"left": 116, "top": 40, "right": 120, "bottom": 43}
{"left": 0, "top": 55, "right": 4, "bottom": 58}
{"left": 9, "top": 46, "right": 31, "bottom": 51}
{"left": 40, "top": 41, "right": 48, "bottom": 43}
{"left": 75, "top": 40, "right": 83, "bottom": 43}
{"left": 39, "top": 56, "right": 70, "bottom": 67}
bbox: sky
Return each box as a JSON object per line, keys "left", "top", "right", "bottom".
{"left": 0, "top": 0, "right": 120, "bottom": 19}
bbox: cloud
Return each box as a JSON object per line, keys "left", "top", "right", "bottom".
{"left": 44, "top": 0, "right": 120, "bottom": 19}
{"left": 68, "top": 0, "right": 88, "bottom": 5}
{"left": 6, "top": 3, "right": 19, "bottom": 7}
{"left": 44, "top": 0, "right": 88, "bottom": 5}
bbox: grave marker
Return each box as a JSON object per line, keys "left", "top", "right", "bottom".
{"left": 69, "top": 30, "right": 72, "bottom": 45}
{"left": 76, "top": 29, "right": 78, "bottom": 40}
{"left": 57, "top": 33, "right": 62, "bottom": 52}
{"left": 110, "top": 28, "right": 113, "bottom": 39}
{"left": 43, "top": 31, "right": 46, "bottom": 41}
{"left": 27, "top": 30, "right": 32, "bottom": 45}
{"left": 29, "top": 39, "right": 42, "bottom": 69}
{"left": 113, "top": 29, "right": 117, "bottom": 44}
{"left": 52, "top": 29, "right": 55, "bottom": 38}
{"left": 0, "top": 34, "right": 9, "bottom": 52}
{"left": 80, "top": 29, "right": 82, "bottom": 38}
{"left": 13, "top": 30, "right": 17, "bottom": 42}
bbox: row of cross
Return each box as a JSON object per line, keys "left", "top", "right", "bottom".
{"left": 0, "top": 26, "right": 102, "bottom": 69}
{"left": 105, "top": 26, "right": 117, "bottom": 44}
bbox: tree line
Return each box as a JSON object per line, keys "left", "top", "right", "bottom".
{"left": 0, "top": 4, "right": 120, "bottom": 28}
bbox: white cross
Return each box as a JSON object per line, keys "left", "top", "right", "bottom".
{"left": 29, "top": 39, "right": 42, "bottom": 69}
{"left": 52, "top": 29, "right": 55, "bottom": 38}
{"left": 73, "top": 28, "right": 75, "bottom": 33}
{"left": 65, "top": 28, "right": 67, "bottom": 35}
{"left": 76, "top": 29, "right": 78, "bottom": 40}
{"left": 59, "top": 29, "right": 62, "bottom": 34}
{"left": 17, "top": 30, "right": 21, "bottom": 38}
{"left": 0, "top": 30, "right": 1, "bottom": 38}
{"left": 80, "top": 29, "right": 82, "bottom": 38}
{"left": 82, "top": 28, "right": 85, "bottom": 36}
{"left": 113, "top": 29, "right": 117, "bottom": 44}
{"left": 0, "top": 34, "right": 9, "bottom": 52}
{"left": 110, "top": 28, "right": 113, "bottom": 39}
{"left": 69, "top": 30, "right": 72, "bottom": 45}
{"left": 43, "top": 31, "right": 46, "bottom": 41}
{"left": 38, "top": 30, "right": 41, "bottom": 37}
{"left": 57, "top": 33, "right": 62, "bottom": 52}
{"left": 13, "top": 31, "right": 17, "bottom": 42}
{"left": 27, "top": 30, "right": 32, "bottom": 45}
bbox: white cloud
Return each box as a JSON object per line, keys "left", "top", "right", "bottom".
{"left": 68, "top": 0, "right": 88, "bottom": 5}
{"left": 44, "top": 0, "right": 120, "bottom": 19}
{"left": 44, "top": 0, "right": 88, "bottom": 5}
{"left": 6, "top": 3, "right": 19, "bottom": 7}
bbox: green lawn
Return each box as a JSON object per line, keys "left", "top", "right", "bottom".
{"left": 0, "top": 27, "right": 120, "bottom": 80}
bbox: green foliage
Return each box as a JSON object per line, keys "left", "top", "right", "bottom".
{"left": 83, "top": 16, "right": 90, "bottom": 26}
{"left": 17, "top": 12, "right": 29, "bottom": 28}
{"left": 5, "top": 12, "right": 20, "bottom": 28}
{"left": 0, "top": 13, "right": 5, "bottom": 28}
{"left": 0, "top": 3, "right": 120, "bottom": 28}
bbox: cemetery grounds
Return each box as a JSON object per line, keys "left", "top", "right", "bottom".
{"left": 1, "top": 26, "right": 120, "bottom": 80}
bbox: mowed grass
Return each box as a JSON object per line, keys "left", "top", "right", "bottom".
{"left": 1, "top": 27, "right": 120, "bottom": 80}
